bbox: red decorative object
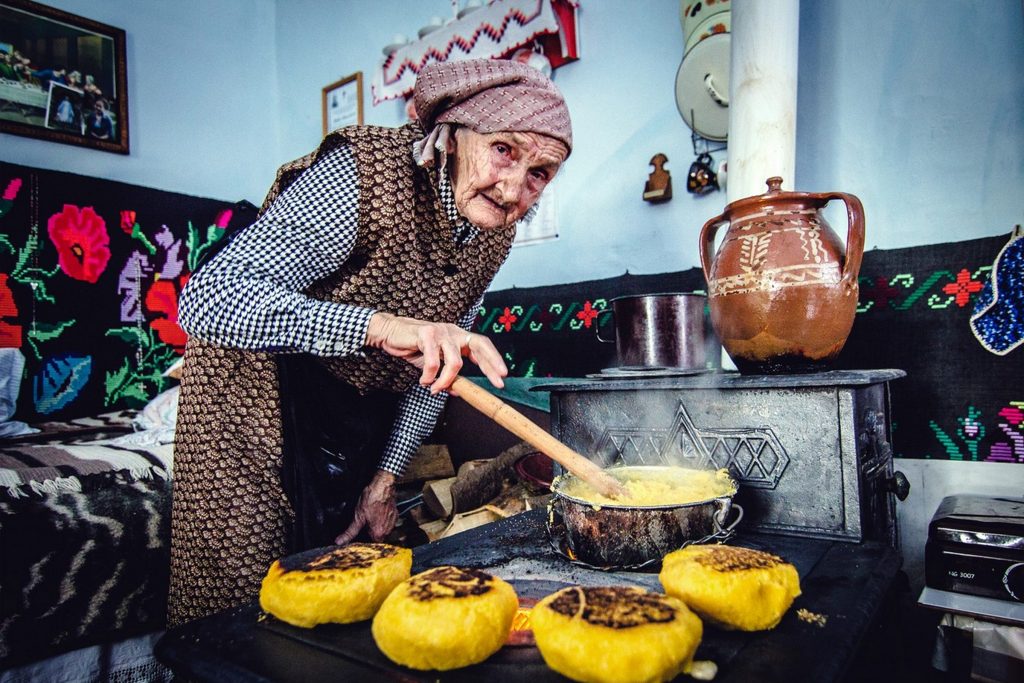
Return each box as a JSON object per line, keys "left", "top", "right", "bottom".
{"left": 373, "top": 0, "right": 579, "bottom": 104}
{"left": 119, "top": 210, "right": 136, "bottom": 235}
{"left": 498, "top": 306, "right": 519, "bottom": 331}
{"left": 144, "top": 274, "right": 190, "bottom": 353}
{"left": 2, "top": 178, "right": 22, "bottom": 201}
{"left": 576, "top": 300, "right": 598, "bottom": 328}
{"left": 0, "top": 273, "right": 22, "bottom": 348}
{"left": 47, "top": 204, "right": 111, "bottom": 284}
{"left": 213, "top": 209, "right": 233, "bottom": 229}
{"left": 942, "top": 268, "right": 983, "bottom": 307}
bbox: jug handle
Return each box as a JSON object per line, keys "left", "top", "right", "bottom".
{"left": 595, "top": 309, "right": 615, "bottom": 344}
{"left": 699, "top": 212, "right": 729, "bottom": 283}
{"left": 820, "top": 192, "right": 866, "bottom": 287}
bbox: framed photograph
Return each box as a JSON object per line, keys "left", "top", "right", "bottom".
{"left": 0, "top": 0, "right": 129, "bottom": 154}
{"left": 322, "top": 72, "right": 362, "bottom": 136}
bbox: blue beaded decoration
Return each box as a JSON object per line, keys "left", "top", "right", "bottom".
{"left": 971, "top": 226, "right": 1024, "bottom": 355}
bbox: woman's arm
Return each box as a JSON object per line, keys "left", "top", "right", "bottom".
{"left": 179, "top": 142, "right": 377, "bottom": 356}
{"left": 335, "top": 296, "right": 491, "bottom": 544}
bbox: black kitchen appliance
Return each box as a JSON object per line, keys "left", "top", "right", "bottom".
{"left": 925, "top": 495, "right": 1024, "bottom": 604}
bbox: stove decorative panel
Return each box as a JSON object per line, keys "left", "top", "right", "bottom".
{"left": 595, "top": 403, "right": 791, "bottom": 489}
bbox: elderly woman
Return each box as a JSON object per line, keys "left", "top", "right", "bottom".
{"left": 168, "top": 58, "right": 571, "bottom": 625}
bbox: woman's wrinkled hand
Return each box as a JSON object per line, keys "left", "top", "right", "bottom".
{"left": 334, "top": 470, "right": 399, "bottom": 545}
{"left": 365, "top": 312, "right": 507, "bottom": 394}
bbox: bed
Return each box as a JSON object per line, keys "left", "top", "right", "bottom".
{"left": 0, "top": 391, "right": 177, "bottom": 681}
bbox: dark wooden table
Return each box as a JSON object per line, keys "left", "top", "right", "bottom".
{"left": 156, "top": 510, "right": 902, "bottom": 682}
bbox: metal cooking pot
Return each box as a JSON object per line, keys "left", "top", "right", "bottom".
{"left": 548, "top": 466, "right": 743, "bottom": 568}
{"left": 597, "top": 293, "right": 720, "bottom": 371}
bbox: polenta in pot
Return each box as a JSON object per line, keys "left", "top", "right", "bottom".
{"left": 558, "top": 466, "right": 737, "bottom": 507}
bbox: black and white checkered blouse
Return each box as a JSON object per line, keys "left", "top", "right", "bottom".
{"left": 179, "top": 140, "right": 484, "bottom": 475}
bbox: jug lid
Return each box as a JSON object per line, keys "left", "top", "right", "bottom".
{"left": 720, "top": 176, "right": 824, "bottom": 217}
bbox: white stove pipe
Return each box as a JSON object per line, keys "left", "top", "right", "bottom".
{"left": 727, "top": 0, "right": 800, "bottom": 202}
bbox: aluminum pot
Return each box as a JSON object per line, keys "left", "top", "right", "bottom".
{"left": 597, "top": 293, "right": 720, "bottom": 370}
{"left": 548, "top": 466, "right": 742, "bottom": 568}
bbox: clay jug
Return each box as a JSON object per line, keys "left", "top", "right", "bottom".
{"left": 699, "top": 177, "right": 865, "bottom": 374}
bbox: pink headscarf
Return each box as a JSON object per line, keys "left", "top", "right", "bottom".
{"left": 411, "top": 58, "right": 572, "bottom": 167}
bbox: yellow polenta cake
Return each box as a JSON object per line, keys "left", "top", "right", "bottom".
{"left": 259, "top": 543, "right": 412, "bottom": 628}
{"left": 659, "top": 545, "right": 801, "bottom": 631}
{"left": 531, "top": 586, "right": 702, "bottom": 683}
{"left": 371, "top": 566, "right": 518, "bottom": 671}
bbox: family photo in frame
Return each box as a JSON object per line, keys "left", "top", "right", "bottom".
{"left": 0, "top": 0, "right": 129, "bottom": 153}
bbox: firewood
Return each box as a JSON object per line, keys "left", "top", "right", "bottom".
{"left": 422, "top": 476, "right": 456, "bottom": 519}
{"left": 439, "top": 505, "right": 509, "bottom": 539}
{"left": 456, "top": 459, "right": 490, "bottom": 478}
{"left": 418, "top": 519, "right": 449, "bottom": 542}
{"left": 397, "top": 444, "right": 456, "bottom": 485}
{"left": 450, "top": 441, "right": 535, "bottom": 514}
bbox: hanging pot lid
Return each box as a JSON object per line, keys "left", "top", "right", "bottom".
{"left": 675, "top": 31, "right": 730, "bottom": 141}
{"left": 681, "top": 0, "right": 731, "bottom": 46}
{"left": 684, "top": 10, "right": 731, "bottom": 54}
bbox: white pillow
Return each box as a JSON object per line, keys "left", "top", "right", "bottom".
{"left": 133, "top": 386, "right": 180, "bottom": 432}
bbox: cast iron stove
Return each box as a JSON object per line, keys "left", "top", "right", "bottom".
{"left": 537, "top": 368, "right": 909, "bottom": 546}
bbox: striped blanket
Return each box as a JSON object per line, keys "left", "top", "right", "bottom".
{"left": 0, "top": 424, "right": 172, "bottom": 667}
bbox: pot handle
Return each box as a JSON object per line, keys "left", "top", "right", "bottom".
{"left": 820, "top": 191, "right": 866, "bottom": 287}
{"left": 698, "top": 212, "right": 729, "bottom": 284}
{"left": 595, "top": 309, "right": 615, "bottom": 344}
{"left": 713, "top": 502, "right": 744, "bottom": 536}
{"left": 545, "top": 497, "right": 576, "bottom": 557}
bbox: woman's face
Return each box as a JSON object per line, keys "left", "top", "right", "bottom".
{"left": 450, "top": 128, "right": 568, "bottom": 230}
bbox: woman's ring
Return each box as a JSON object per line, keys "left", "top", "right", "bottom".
{"left": 464, "top": 333, "right": 472, "bottom": 347}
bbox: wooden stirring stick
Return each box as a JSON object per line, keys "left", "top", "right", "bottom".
{"left": 451, "top": 377, "right": 629, "bottom": 500}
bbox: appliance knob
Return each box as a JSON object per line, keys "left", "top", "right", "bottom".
{"left": 884, "top": 470, "right": 911, "bottom": 501}
{"left": 1004, "top": 562, "right": 1024, "bottom": 602}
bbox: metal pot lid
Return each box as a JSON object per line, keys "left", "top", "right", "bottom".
{"left": 681, "top": 0, "right": 731, "bottom": 46}
{"left": 675, "top": 31, "right": 730, "bottom": 141}
{"left": 684, "top": 10, "right": 731, "bottom": 54}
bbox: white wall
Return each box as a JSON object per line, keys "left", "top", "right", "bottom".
{"left": 1, "top": 0, "right": 279, "bottom": 203}
{"left": 797, "top": 0, "right": 1024, "bottom": 251}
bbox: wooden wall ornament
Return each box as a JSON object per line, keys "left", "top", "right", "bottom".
{"left": 643, "top": 153, "right": 672, "bottom": 203}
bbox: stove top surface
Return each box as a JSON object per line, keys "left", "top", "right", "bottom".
{"left": 537, "top": 368, "right": 906, "bottom": 392}
{"left": 156, "top": 510, "right": 903, "bottom": 683}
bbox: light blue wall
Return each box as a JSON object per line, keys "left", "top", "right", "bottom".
{"left": 4, "top": 1, "right": 1021, "bottom": 281}
{"left": 797, "top": 0, "right": 1024, "bottom": 251}
{"left": 0, "top": 0, "right": 278, "bottom": 202}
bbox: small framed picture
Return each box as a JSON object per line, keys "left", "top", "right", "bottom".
{"left": 322, "top": 72, "right": 363, "bottom": 136}
{"left": 0, "top": 0, "right": 129, "bottom": 154}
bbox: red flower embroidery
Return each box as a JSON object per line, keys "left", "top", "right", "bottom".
{"left": 144, "top": 274, "right": 190, "bottom": 353}
{"left": 0, "top": 273, "right": 22, "bottom": 348}
{"left": 213, "top": 209, "right": 233, "bottom": 228}
{"left": 2, "top": 178, "right": 22, "bottom": 201}
{"left": 576, "top": 300, "right": 599, "bottom": 328}
{"left": 47, "top": 204, "right": 111, "bottom": 283}
{"left": 942, "top": 268, "right": 983, "bottom": 307}
{"left": 862, "top": 276, "right": 902, "bottom": 309}
{"left": 498, "top": 306, "right": 518, "bottom": 331}
{"left": 120, "top": 210, "right": 137, "bottom": 235}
